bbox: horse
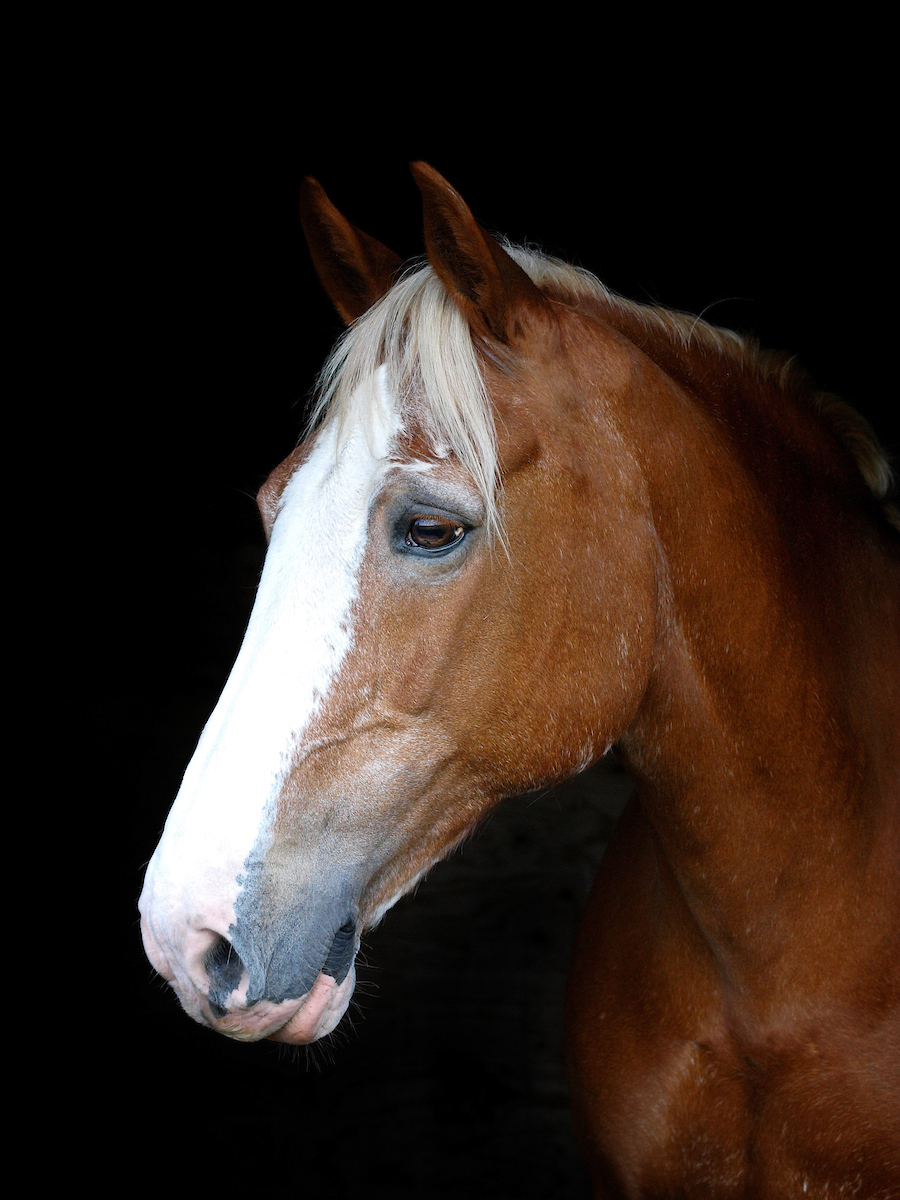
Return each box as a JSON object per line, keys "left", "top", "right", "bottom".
{"left": 139, "top": 162, "right": 900, "bottom": 1197}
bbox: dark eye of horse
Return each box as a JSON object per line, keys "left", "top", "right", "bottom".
{"left": 405, "top": 516, "right": 466, "bottom": 551}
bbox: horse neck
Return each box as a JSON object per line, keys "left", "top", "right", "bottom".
{"left": 605, "top": 321, "right": 900, "bottom": 973}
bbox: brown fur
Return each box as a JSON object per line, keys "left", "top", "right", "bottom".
{"left": 285, "top": 164, "right": 900, "bottom": 1195}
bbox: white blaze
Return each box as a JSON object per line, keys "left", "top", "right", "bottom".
{"left": 140, "top": 368, "right": 398, "bottom": 941}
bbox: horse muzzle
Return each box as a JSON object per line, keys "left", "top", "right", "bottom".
{"left": 139, "top": 890, "right": 361, "bottom": 1044}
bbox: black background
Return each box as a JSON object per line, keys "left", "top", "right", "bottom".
{"left": 93, "top": 73, "right": 895, "bottom": 1199}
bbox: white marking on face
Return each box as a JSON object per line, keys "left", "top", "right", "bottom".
{"left": 140, "top": 368, "right": 399, "bottom": 964}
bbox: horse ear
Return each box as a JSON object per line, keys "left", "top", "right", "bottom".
{"left": 410, "top": 161, "right": 554, "bottom": 346}
{"left": 299, "top": 177, "right": 404, "bottom": 325}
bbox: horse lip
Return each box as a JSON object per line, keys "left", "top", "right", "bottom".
{"left": 198, "top": 966, "right": 358, "bottom": 1045}
{"left": 265, "top": 968, "right": 358, "bottom": 1045}
{"left": 204, "top": 995, "right": 309, "bottom": 1042}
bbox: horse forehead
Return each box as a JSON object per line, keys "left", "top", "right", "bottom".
{"left": 260, "top": 363, "right": 401, "bottom": 514}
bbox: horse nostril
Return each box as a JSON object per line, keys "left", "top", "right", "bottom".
{"left": 204, "top": 935, "right": 246, "bottom": 1014}
{"left": 322, "top": 920, "right": 357, "bottom": 983}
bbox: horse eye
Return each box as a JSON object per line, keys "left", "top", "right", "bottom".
{"left": 405, "top": 516, "right": 466, "bottom": 551}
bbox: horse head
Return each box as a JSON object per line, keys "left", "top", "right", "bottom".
{"left": 139, "top": 164, "right": 659, "bottom": 1043}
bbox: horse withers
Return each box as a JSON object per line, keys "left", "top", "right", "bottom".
{"left": 140, "top": 163, "right": 899, "bottom": 1196}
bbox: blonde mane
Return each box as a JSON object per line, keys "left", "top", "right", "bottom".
{"left": 308, "top": 260, "right": 502, "bottom": 535}
{"left": 307, "top": 245, "right": 895, "bottom": 532}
